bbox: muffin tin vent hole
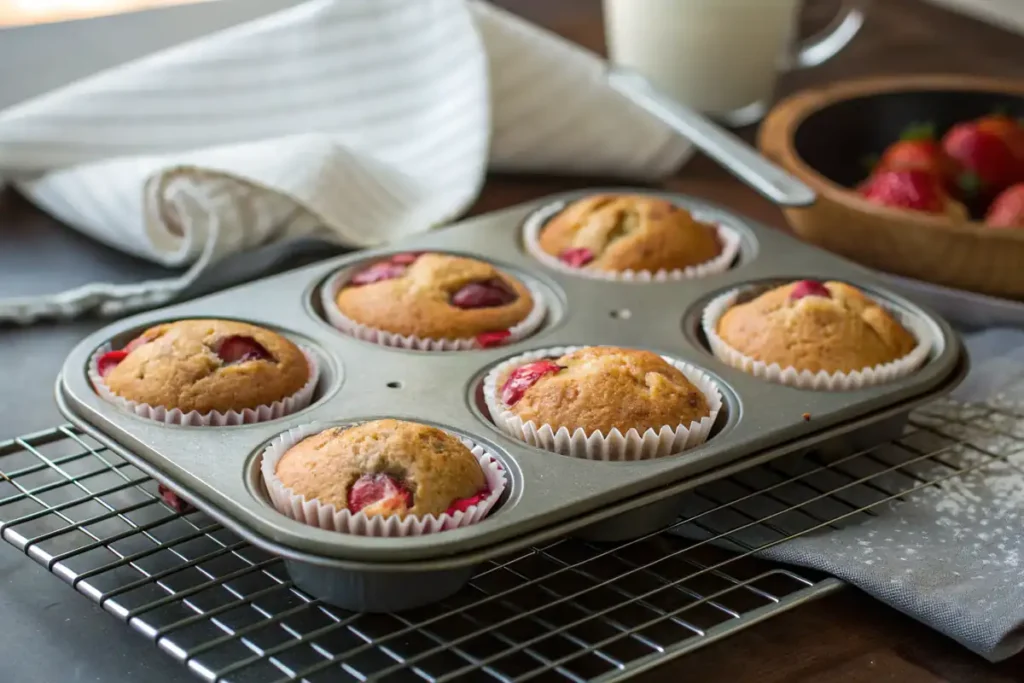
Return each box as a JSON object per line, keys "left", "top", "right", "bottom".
{"left": 610, "top": 309, "right": 632, "bottom": 320}
{"left": 387, "top": 381, "right": 403, "bottom": 389}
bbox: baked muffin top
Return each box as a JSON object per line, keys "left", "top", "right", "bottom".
{"left": 274, "top": 419, "right": 487, "bottom": 519}
{"left": 335, "top": 253, "right": 535, "bottom": 340}
{"left": 715, "top": 280, "right": 918, "bottom": 374}
{"left": 538, "top": 194, "right": 722, "bottom": 272}
{"left": 497, "top": 347, "right": 710, "bottom": 435}
{"left": 98, "top": 319, "right": 309, "bottom": 414}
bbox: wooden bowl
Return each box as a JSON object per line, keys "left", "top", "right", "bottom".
{"left": 758, "top": 75, "right": 1024, "bottom": 300}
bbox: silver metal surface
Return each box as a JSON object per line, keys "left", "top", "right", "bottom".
{"left": 607, "top": 73, "right": 817, "bottom": 207}
{"left": 54, "top": 190, "right": 963, "bottom": 574}
{"left": 2, "top": 391, "right": 1019, "bottom": 681}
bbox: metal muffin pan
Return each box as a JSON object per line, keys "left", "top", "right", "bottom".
{"left": 56, "top": 188, "right": 965, "bottom": 612}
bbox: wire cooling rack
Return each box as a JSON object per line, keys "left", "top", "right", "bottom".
{"left": 0, "top": 395, "right": 1019, "bottom": 683}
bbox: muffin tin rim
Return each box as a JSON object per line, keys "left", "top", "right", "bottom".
{"left": 54, "top": 188, "right": 965, "bottom": 565}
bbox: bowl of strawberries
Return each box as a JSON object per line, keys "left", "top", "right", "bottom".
{"left": 759, "top": 74, "right": 1024, "bottom": 299}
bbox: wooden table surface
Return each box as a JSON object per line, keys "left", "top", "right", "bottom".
{"left": 479, "top": 1, "right": 1024, "bottom": 681}
{"left": 3, "top": 0, "right": 1023, "bottom": 681}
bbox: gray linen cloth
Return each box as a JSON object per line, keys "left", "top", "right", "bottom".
{"left": 672, "top": 329, "right": 1024, "bottom": 661}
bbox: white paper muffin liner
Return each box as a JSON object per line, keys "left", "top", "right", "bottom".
{"left": 260, "top": 423, "right": 508, "bottom": 536}
{"left": 701, "top": 286, "right": 934, "bottom": 391}
{"left": 482, "top": 346, "right": 723, "bottom": 461}
{"left": 321, "top": 260, "right": 547, "bottom": 351}
{"left": 522, "top": 199, "right": 741, "bottom": 282}
{"left": 89, "top": 343, "right": 320, "bottom": 426}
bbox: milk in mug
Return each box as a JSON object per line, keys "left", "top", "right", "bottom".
{"left": 603, "top": 0, "right": 804, "bottom": 115}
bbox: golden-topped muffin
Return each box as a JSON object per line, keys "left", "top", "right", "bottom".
{"left": 496, "top": 346, "right": 710, "bottom": 435}
{"left": 274, "top": 420, "right": 487, "bottom": 519}
{"left": 334, "top": 252, "right": 534, "bottom": 343}
{"left": 715, "top": 280, "right": 917, "bottom": 374}
{"left": 97, "top": 319, "right": 310, "bottom": 414}
{"left": 538, "top": 194, "right": 722, "bottom": 272}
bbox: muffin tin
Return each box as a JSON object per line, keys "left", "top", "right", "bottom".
{"left": 55, "top": 189, "right": 966, "bottom": 612}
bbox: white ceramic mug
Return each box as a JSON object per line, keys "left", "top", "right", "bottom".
{"left": 603, "top": 0, "right": 870, "bottom": 125}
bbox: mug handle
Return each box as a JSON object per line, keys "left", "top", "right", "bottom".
{"left": 789, "top": 0, "right": 872, "bottom": 70}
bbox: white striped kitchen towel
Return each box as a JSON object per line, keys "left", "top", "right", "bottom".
{"left": 0, "top": 0, "right": 693, "bottom": 324}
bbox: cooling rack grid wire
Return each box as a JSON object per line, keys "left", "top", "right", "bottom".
{"left": 0, "top": 394, "right": 1019, "bottom": 683}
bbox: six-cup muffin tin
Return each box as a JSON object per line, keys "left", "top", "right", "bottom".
{"left": 56, "top": 189, "right": 966, "bottom": 612}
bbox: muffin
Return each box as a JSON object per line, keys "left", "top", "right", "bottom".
{"left": 484, "top": 346, "right": 722, "bottom": 460}
{"left": 261, "top": 420, "right": 506, "bottom": 535}
{"left": 704, "top": 279, "right": 928, "bottom": 389}
{"left": 326, "top": 252, "right": 543, "bottom": 349}
{"left": 526, "top": 194, "right": 739, "bottom": 279}
{"left": 93, "top": 319, "right": 315, "bottom": 423}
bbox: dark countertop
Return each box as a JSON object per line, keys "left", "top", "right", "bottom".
{"left": 3, "top": 1, "right": 1024, "bottom": 682}
{"left": 0, "top": 190, "right": 196, "bottom": 683}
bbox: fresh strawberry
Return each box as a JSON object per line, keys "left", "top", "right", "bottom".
{"left": 986, "top": 183, "right": 1024, "bottom": 228}
{"left": 976, "top": 114, "right": 1024, "bottom": 163}
{"left": 874, "top": 123, "right": 961, "bottom": 191}
{"left": 858, "top": 169, "right": 965, "bottom": 219}
{"left": 942, "top": 121, "right": 1023, "bottom": 197}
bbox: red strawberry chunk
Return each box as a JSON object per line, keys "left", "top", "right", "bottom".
{"left": 789, "top": 280, "right": 832, "bottom": 301}
{"left": 986, "top": 183, "right": 1024, "bottom": 228}
{"left": 446, "top": 489, "right": 489, "bottom": 515}
{"left": 451, "top": 279, "right": 518, "bottom": 309}
{"left": 476, "top": 330, "right": 512, "bottom": 348}
{"left": 349, "top": 261, "right": 408, "bottom": 286}
{"left": 389, "top": 251, "right": 426, "bottom": 266}
{"left": 216, "top": 335, "right": 271, "bottom": 364}
{"left": 158, "top": 484, "right": 194, "bottom": 514}
{"left": 500, "top": 360, "right": 562, "bottom": 406}
{"left": 347, "top": 473, "right": 412, "bottom": 514}
{"left": 97, "top": 350, "right": 128, "bottom": 378}
{"left": 558, "top": 247, "right": 595, "bottom": 268}
{"left": 859, "top": 169, "right": 949, "bottom": 214}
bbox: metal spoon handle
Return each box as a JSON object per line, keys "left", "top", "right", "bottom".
{"left": 608, "top": 68, "right": 817, "bottom": 208}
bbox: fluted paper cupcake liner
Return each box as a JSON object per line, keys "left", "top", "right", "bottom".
{"left": 483, "top": 346, "right": 723, "bottom": 460}
{"left": 89, "top": 343, "right": 320, "bottom": 426}
{"left": 701, "top": 287, "right": 933, "bottom": 391}
{"left": 523, "top": 200, "right": 741, "bottom": 282}
{"left": 321, "top": 264, "right": 547, "bottom": 351}
{"left": 260, "top": 423, "right": 507, "bottom": 536}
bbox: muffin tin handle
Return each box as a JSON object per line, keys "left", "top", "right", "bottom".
{"left": 607, "top": 68, "right": 818, "bottom": 209}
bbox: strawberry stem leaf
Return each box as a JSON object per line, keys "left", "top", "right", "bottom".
{"left": 861, "top": 153, "right": 881, "bottom": 174}
{"left": 900, "top": 121, "right": 936, "bottom": 141}
{"left": 958, "top": 171, "right": 984, "bottom": 197}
